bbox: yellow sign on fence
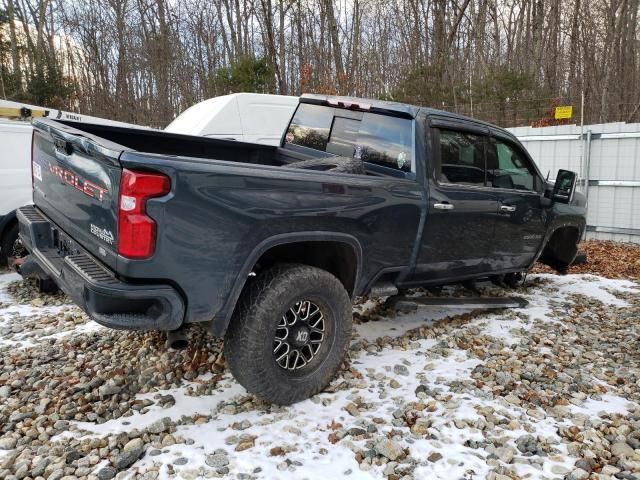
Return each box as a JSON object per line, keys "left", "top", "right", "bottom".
{"left": 554, "top": 105, "right": 573, "bottom": 120}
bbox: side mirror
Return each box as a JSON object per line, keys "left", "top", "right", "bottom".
{"left": 552, "top": 169, "right": 577, "bottom": 204}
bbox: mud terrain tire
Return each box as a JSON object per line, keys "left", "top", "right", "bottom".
{"left": 224, "top": 263, "right": 352, "bottom": 405}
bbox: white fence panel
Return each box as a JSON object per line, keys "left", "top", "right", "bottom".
{"left": 508, "top": 122, "right": 640, "bottom": 244}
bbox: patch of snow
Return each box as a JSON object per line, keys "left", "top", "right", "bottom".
{"left": 477, "top": 316, "right": 525, "bottom": 345}
{"left": 355, "top": 306, "right": 472, "bottom": 343}
{"left": 531, "top": 274, "right": 637, "bottom": 307}
{"left": 0, "top": 272, "right": 103, "bottom": 347}
{"left": 570, "top": 393, "right": 634, "bottom": 417}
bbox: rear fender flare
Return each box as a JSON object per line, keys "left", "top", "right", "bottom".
{"left": 211, "top": 231, "right": 363, "bottom": 337}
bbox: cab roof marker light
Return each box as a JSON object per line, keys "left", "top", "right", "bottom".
{"left": 327, "top": 99, "right": 371, "bottom": 111}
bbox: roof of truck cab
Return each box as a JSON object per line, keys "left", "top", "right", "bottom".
{"left": 300, "top": 93, "right": 510, "bottom": 136}
{"left": 300, "top": 94, "right": 421, "bottom": 118}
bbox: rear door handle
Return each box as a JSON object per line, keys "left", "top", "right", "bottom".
{"left": 499, "top": 205, "right": 516, "bottom": 213}
{"left": 434, "top": 203, "right": 454, "bottom": 210}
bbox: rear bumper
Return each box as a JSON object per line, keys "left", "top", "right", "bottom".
{"left": 17, "top": 205, "right": 184, "bottom": 331}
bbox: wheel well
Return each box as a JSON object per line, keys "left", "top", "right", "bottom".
{"left": 539, "top": 226, "right": 580, "bottom": 272}
{"left": 254, "top": 241, "right": 358, "bottom": 295}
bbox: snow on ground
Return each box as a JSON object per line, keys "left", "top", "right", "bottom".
{"left": 0, "top": 272, "right": 103, "bottom": 348}
{"left": 0, "top": 271, "right": 638, "bottom": 480}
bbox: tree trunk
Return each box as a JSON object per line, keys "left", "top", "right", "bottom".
{"left": 7, "top": 0, "right": 22, "bottom": 93}
{"left": 323, "top": 0, "right": 344, "bottom": 92}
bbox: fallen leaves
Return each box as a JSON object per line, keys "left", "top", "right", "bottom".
{"left": 328, "top": 420, "right": 342, "bottom": 431}
{"left": 269, "top": 446, "right": 293, "bottom": 456}
{"left": 533, "top": 240, "right": 640, "bottom": 279}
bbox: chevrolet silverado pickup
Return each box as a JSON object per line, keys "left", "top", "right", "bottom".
{"left": 16, "top": 94, "right": 586, "bottom": 404}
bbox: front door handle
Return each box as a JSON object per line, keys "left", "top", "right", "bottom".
{"left": 499, "top": 205, "right": 516, "bottom": 213}
{"left": 434, "top": 202, "right": 454, "bottom": 210}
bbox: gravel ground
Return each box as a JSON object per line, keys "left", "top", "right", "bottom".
{"left": 0, "top": 269, "right": 638, "bottom": 480}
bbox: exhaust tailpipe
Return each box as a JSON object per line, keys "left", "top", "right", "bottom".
{"left": 166, "top": 327, "right": 189, "bottom": 350}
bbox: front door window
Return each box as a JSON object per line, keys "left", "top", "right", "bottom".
{"left": 486, "top": 138, "right": 540, "bottom": 192}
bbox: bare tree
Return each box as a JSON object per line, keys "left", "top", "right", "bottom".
{"left": 1, "top": 0, "right": 638, "bottom": 127}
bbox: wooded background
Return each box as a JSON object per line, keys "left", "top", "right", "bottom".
{"left": 0, "top": 0, "right": 638, "bottom": 128}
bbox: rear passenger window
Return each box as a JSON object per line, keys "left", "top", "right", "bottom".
{"left": 286, "top": 104, "right": 333, "bottom": 151}
{"left": 358, "top": 114, "right": 412, "bottom": 172}
{"left": 438, "top": 130, "right": 486, "bottom": 185}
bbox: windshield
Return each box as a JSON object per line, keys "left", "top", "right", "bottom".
{"left": 285, "top": 104, "right": 413, "bottom": 172}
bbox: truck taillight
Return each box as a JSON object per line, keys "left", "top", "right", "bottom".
{"left": 117, "top": 169, "right": 170, "bottom": 259}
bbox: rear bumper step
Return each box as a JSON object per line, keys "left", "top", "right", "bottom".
{"left": 17, "top": 205, "right": 185, "bottom": 331}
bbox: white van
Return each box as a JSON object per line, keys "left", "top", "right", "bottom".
{"left": 0, "top": 119, "right": 32, "bottom": 265}
{"left": 165, "top": 93, "right": 298, "bottom": 145}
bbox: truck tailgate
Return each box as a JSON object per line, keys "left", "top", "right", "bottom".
{"left": 31, "top": 119, "right": 125, "bottom": 270}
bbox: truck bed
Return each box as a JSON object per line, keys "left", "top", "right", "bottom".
{"left": 29, "top": 118, "right": 341, "bottom": 271}
{"left": 47, "top": 119, "right": 284, "bottom": 165}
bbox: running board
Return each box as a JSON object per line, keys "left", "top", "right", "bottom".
{"left": 385, "top": 295, "right": 529, "bottom": 310}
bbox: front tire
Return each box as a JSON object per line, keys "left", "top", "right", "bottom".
{"left": 224, "top": 264, "right": 352, "bottom": 405}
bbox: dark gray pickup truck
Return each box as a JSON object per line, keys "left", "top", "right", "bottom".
{"left": 17, "top": 94, "right": 585, "bottom": 404}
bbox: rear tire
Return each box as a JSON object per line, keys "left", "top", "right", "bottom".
{"left": 224, "top": 263, "right": 352, "bottom": 405}
{"left": 0, "top": 223, "right": 19, "bottom": 267}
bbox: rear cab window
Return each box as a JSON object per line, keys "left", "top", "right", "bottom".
{"left": 285, "top": 103, "right": 414, "bottom": 175}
